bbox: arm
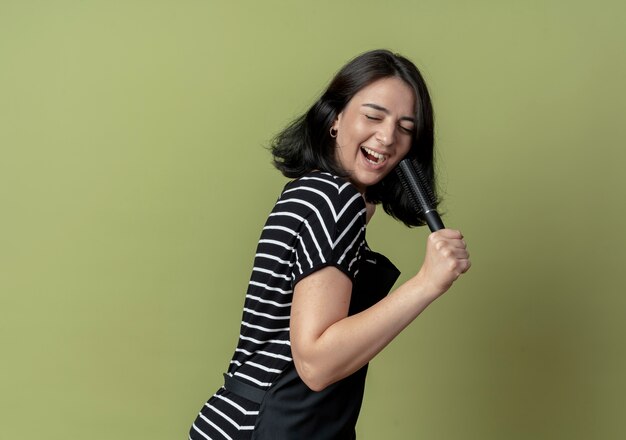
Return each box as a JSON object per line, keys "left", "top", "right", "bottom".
{"left": 290, "top": 228, "right": 471, "bottom": 391}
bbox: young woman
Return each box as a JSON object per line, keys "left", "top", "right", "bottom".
{"left": 189, "top": 49, "right": 470, "bottom": 439}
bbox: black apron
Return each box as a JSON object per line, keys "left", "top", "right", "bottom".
{"left": 227, "top": 249, "right": 400, "bottom": 440}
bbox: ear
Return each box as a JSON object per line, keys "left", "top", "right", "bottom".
{"left": 332, "top": 111, "right": 343, "bottom": 130}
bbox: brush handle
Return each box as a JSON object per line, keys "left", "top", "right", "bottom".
{"left": 397, "top": 159, "right": 445, "bottom": 232}
{"left": 422, "top": 210, "right": 445, "bottom": 232}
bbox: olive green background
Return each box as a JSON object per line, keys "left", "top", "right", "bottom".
{"left": 1, "top": 1, "right": 625, "bottom": 439}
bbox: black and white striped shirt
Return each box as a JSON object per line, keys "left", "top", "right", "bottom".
{"left": 190, "top": 171, "right": 367, "bottom": 440}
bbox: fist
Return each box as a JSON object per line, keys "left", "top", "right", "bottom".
{"left": 418, "top": 229, "right": 471, "bottom": 298}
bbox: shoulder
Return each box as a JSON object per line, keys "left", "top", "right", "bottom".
{"left": 276, "top": 172, "right": 368, "bottom": 281}
{"left": 281, "top": 171, "right": 365, "bottom": 216}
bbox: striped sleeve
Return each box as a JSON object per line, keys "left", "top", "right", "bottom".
{"left": 275, "top": 174, "right": 367, "bottom": 285}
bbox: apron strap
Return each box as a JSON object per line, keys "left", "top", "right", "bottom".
{"left": 223, "top": 373, "right": 266, "bottom": 404}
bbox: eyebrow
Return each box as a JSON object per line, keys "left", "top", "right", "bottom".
{"left": 362, "top": 103, "right": 415, "bottom": 123}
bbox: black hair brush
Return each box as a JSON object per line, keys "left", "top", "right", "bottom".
{"left": 396, "top": 158, "right": 444, "bottom": 232}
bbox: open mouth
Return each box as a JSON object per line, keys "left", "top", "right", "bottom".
{"left": 360, "top": 146, "right": 387, "bottom": 165}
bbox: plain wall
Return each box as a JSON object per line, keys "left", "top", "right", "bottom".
{"left": 1, "top": 1, "right": 625, "bottom": 438}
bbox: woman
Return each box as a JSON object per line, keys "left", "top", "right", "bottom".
{"left": 189, "top": 49, "right": 470, "bottom": 439}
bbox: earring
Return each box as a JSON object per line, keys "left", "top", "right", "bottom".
{"left": 330, "top": 127, "right": 338, "bottom": 138}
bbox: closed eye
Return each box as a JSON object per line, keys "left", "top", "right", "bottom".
{"left": 365, "top": 114, "right": 382, "bottom": 121}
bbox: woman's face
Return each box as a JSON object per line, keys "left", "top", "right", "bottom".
{"left": 332, "top": 76, "right": 416, "bottom": 193}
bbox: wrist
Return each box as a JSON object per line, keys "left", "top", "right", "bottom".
{"left": 410, "top": 270, "right": 443, "bottom": 306}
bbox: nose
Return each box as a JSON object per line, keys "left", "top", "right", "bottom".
{"left": 375, "top": 121, "right": 396, "bottom": 147}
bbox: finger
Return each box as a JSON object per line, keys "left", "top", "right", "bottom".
{"left": 434, "top": 239, "right": 468, "bottom": 254}
{"left": 446, "top": 239, "right": 467, "bottom": 250}
{"left": 457, "top": 259, "right": 471, "bottom": 274}
{"left": 431, "top": 229, "right": 463, "bottom": 240}
{"left": 450, "top": 249, "right": 470, "bottom": 259}
{"left": 437, "top": 245, "right": 467, "bottom": 259}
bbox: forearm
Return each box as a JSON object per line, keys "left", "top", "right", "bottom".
{"left": 291, "top": 229, "right": 470, "bottom": 391}
{"left": 292, "top": 273, "right": 435, "bottom": 391}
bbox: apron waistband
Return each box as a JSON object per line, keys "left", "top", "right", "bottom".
{"left": 223, "top": 373, "right": 266, "bottom": 404}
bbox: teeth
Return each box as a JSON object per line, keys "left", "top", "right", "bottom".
{"left": 362, "top": 146, "right": 387, "bottom": 164}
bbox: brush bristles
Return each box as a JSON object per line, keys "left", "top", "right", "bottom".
{"left": 395, "top": 158, "right": 436, "bottom": 218}
{"left": 396, "top": 167, "right": 421, "bottom": 215}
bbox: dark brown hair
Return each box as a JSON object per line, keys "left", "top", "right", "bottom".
{"left": 271, "top": 49, "right": 437, "bottom": 227}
